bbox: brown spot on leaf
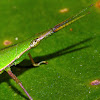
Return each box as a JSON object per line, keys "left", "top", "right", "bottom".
{"left": 3, "top": 40, "right": 12, "bottom": 46}
{"left": 59, "top": 8, "right": 69, "bottom": 13}
{"left": 70, "top": 28, "right": 73, "bottom": 31}
{"left": 91, "top": 80, "right": 100, "bottom": 85}
{"left": 95, "top": 0, "right": 100, "bottom": 8}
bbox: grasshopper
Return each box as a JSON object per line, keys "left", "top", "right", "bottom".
{"left": 0, "top": 4, "right": 93, "bottom": 100}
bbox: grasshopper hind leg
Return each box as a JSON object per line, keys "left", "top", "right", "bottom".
{"left": 28, "top": 53, "right": 48, "bottom": 67}
{"left": 5, "top": 67, "right": 33, "bottom": 100}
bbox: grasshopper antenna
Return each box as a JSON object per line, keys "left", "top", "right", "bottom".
{"left": 37, "top": 4, "right": 94, "bottom": 41}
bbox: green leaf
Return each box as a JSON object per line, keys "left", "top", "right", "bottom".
{"left": 0, "top": 0, "right": 100, "bottom": 100}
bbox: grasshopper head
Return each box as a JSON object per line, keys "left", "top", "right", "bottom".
{"left": 30, "top": 38, "right": 40, "bottom": 48}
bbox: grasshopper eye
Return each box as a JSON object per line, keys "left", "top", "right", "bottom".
{"left": 30, "top": 38, "right": 39, "bottom": 47}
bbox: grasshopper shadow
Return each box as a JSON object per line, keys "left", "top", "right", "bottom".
{"left": 0, "top": 37, "right": 94, "bottom": 99}
{"left": 34, "top": 37, "right": 94, "bottom": 63}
